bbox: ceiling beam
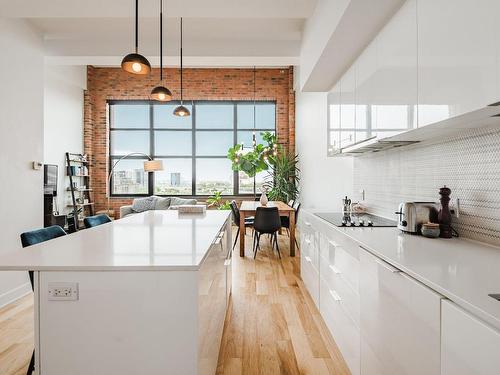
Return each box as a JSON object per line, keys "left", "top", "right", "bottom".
{"left": 300, "top": 0, "right": 404, "bottom": 92}
{"left": 44, "top": 55, "right": 299, "bottom": 68}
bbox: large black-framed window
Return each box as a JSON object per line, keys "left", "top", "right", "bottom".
{"left": 109, "top": 100, "right": 276, "bottom": 197}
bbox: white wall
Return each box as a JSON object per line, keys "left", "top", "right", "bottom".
{"left": 0, "top": 19, "right": 44, "bottom": 307}
{"left": 295, "top": 90, "right": 354, "bottom": 210}
{"left": 44, "top": 65, "right": 86, "bottom": 214}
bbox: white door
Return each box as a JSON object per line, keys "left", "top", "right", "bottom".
{"left": 359, "top": 248, "right": 442, "bottom": 375}
{"left": 441, "top": 300, "right": 500, "bottom": 375}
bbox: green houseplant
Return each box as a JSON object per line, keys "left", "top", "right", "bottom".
{"left": 263, "top": 152, "right": 300, "bottom": 203}
{"left": 227, "top": 131, "right": 299, "bottom": 202}
{"left": 207, "top": 191, "right": 231, "bottom": 210}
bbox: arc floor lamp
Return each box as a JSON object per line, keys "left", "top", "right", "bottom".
{"left": 107, "top": 153, "right": 163, "bottom": 216}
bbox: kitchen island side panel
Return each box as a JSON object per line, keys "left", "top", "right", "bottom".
{"left": 38, "top": 271, "right": 199, "bottom": 375}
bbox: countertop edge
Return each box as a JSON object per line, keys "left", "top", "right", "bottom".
{"left": 306, "top": 209, "right": 500, "bottom": 331}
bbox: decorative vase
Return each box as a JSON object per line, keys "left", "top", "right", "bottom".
{"left": 260, "top": 192, "right": 268, "bottom": 206}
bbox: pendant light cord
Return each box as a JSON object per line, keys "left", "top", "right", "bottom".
{"left": 180, "top": 17, "right": 184, "bottom": 104}
{"left": 159, "top": 0, "right": 163, "bottom": 81}
{"left": 135, "top": 0, "right": 139, "bottom": 53}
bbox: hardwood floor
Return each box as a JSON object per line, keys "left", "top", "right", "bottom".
{"left": 216, "top": 229, "right": 350, "bottom": 374}
{"left": 0, "top": 294, "right": 33, "bottom": 375}
{"left": 0, "top": 229, "right": 350, "bottom": 375}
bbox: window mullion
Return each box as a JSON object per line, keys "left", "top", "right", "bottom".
{"left": 233, "top": 102, "right": 238, "bottom": 195}
{"left": 192, "top": 101, "right": 196, "bottom": 196}
{"left": 149, "top": 103, "right": 154, "bottom": 195}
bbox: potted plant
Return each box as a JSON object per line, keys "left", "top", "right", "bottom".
{"left": 263, "top": 151, "right": 300, "bottom": 203}
{"left": 227, "top": 131, "right": 299, "bottom": 203}
{"left": 207, "top": 191, "right": 231, "bottom": 210}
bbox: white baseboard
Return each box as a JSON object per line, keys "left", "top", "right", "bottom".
{"left": 0, "top": 282, "right": 32, "bottom": 309}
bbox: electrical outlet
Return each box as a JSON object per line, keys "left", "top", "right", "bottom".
{"left": 48, "top": 282, "right": 79, "bottom": 301}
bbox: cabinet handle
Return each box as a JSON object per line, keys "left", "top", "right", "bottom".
{"left": 305, "top": 221, "right": 311, "bottom": 226}
{"left": 375, "top": 258, "right": 400, "bottom": 273}
{"left": 329, "top": 289, "right": 341, "bottom": 302}
{"left": 304, "top": 256, "right": 312, "bottom": 263}
{"left": 360, "top": 245, "right": 401, "bottom": 273}
{"left": 224, "top": 259, "right": 232, "bottom": 266}
{"left": 328, "top": 240, "right": 338, "bottom": 247}
{"left": 329, "top": 264, "right": 341, "bottom": 274}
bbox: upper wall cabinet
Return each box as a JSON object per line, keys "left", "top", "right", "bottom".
{"left": 374, "top": 0, "right": 417, "bottom": 137}
{"left": 355, "top": 36, "right": 378, "bottom": 143}
{"left": 330, "top": 0, "right": 418, "bottom": 152}
{"left": 327, "top": 0, "right": 500, "bottom": 156}
{"left": 327, "top": 82, "right": 341, "bottom": 156}
{"left": 340, "top": 66, "right": 356, "bottom": 148}
{"left": 417, "top": 0, "right": 498, "bottom": 127}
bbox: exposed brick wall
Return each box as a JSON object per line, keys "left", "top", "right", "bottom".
{"left": 84, "top": 66, "right": 295, "bottom": 217}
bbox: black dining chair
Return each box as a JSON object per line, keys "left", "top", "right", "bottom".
{"left": 252, "top": 206, "right": 282, "bottom": 259}
{"left": 20, "top": 225, "right": 67, "bottom": 375}
{"left": 84, "top": 214, "right": 112, "bottom": 229}
{"left": 230, "top": 201, "right": 254, "bottom": 250}
{"left": 281, "top": 202, "right": 301, "bottom": 249}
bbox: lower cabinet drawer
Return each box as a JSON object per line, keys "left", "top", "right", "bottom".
{"left": 301, "top": 254, "right": 319, "bottom": 307}
{"left": 320, "top": 278, "right": 360, "bottom": 375}
{"left": 320, "top": 254, "right": 360, "bottom": 327}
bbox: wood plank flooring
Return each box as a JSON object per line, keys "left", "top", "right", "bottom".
{"left": 0, "top": 294, "right": 34, "bottom": 375}
{"left": 0, "top": 229, "right": 350, "bottom": 375}
{"left": 216, "top": 229, "right": 350, "bottom": 374}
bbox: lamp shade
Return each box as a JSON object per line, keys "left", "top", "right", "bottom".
{"left": 121, "top": 53, "right": 151, "bottom": 75}
{"left": 144, "top": 159, "right": 163, "bottom": 172}
{"left": 173, "top": 105, "right": 191, "bottom": 117}
{"left": 151, "top": 85, "right": 172, "bottom": 101}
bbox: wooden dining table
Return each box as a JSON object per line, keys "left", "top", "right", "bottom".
{"left": 239, "top": 201, "right": 296, "bottom": 257}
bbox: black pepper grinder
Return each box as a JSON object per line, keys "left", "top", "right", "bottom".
{"left": 438, "top": 186, "right": 453, "bottom": 238}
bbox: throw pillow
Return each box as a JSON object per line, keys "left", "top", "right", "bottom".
{"left": 170, "top": 197, "right": 197, "bottom": 207}
{"left": 154, "top": 197, "right": 171, "bottom": 210}
{"left": 131, "top": 196, "right": 157, "bottom": 213}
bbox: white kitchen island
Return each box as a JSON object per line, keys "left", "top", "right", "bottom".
{"left": 0, "top": 210, "right": 232, "bottom": 375}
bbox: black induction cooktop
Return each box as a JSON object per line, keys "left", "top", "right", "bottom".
{"left": 314, "top": 212, "right": 397, "bottom": 227}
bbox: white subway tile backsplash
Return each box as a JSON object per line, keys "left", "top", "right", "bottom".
{"left": 353, "top": 127, "right": 500, "bottom": 246}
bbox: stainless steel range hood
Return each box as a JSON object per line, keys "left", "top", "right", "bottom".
{"left": 338, "top": 102, "right": 500, "bottom": 156}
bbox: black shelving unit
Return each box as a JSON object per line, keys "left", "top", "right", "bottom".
{"left": 66, "top": 152, "right": 94, "bottom": 230}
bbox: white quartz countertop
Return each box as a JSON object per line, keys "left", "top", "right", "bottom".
{"left": 307, "top": 209, "right": 500, "bottom": 330}
{"left": 0, "top": 210, "right": 231, "bottom": 271}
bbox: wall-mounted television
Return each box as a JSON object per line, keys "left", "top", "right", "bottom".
{"left": 44, "top": 164, "right": 58, "bottom": 196}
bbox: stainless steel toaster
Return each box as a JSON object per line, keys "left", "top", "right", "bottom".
{"left": 395, "top": 202, "right": 439, "bottom": 233}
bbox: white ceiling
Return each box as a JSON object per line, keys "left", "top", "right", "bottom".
{"left": 1, "top": 0, "right": 318, "bottom": 67}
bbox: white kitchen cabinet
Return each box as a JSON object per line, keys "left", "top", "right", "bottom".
{"left": 320, "top": 276, "right": 361, "bottom": 375}
{"left": 417, "top": 0, "right": 498, "bottom": 127}
{"left": 355, "top": 38, "right": 377, "bottom": 143}
{"left": 327, "top": 82, "right": 341, "bottom": 155}
{"left": 340, "top": 65, "right": 356, "bottom": 148}
{"left": 441, "top": 300, "right": 500, "bottom": 375}
{"left": 374, "top": 0, "right": 417, "bottom": 137}
{"left": 319, "top": 230, "right": 361, "bottom": 375}
{"left": 359, "top": 247, "right": 442, "bottom": 375}
{"left": 299, "top": 213, "right": 320, "bottom": 307}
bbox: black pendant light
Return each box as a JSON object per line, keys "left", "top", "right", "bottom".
{"left": 173, "top": 18, "right": 190, "bottom": 117}
{"left": 151, "top": 0, "right": 172, "bottom": 101}
{"left": 122, "top": 0, "right": 151, "bottom": 75}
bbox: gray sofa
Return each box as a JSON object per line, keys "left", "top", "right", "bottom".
{"left": 120, "top": 196, "right": 198, "bottom": 218}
